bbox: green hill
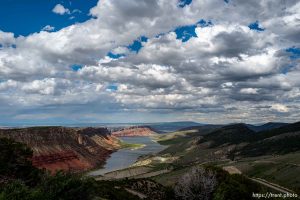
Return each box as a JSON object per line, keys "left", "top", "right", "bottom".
{"left": 201, "top": 123, "right": 255, "bottom": 147}
{"left": 240, "top": 122, "right": 300, "bottom": 156}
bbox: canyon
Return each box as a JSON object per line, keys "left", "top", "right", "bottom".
{"left": 0, "top": 127, "right": 122, "bottom": 173}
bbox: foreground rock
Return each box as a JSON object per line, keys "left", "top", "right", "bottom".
{"left": 0, "top": 127, "right": 121, "bottom": 173}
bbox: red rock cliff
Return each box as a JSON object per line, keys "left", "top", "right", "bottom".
{"left": 112, "top": 126, "right": 155, "bottom": 137}
{"left": 0, "top": 127, "right": 121, "bottom": 173}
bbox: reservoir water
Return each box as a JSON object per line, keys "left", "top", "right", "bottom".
{"left": 89, "top": 136, "right": 165, "bottom": 176}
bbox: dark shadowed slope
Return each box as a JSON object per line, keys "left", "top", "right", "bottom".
{"left": 201, "top": 124, "right": 255, "bottom": 147}
{"left": 246, "top": 122, "right": 289, "bottom": 132}
{"left": 240, "top": 121, "right": 300, "bottom": 156}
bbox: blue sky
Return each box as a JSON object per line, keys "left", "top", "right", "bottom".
{"left": 248, "top": 21, "right": 265, "bottom": 32}
{"left": 0, "top": 0, "right": 299, "bottom": 125}
{"left": 0, "top": 0, "right": 97, "bottom": 36}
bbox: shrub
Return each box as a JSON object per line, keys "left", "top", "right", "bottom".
{"left": 0, "top": 138, "right": 41, "bottom": 186}
{"left": 213, "top": 174, "right": 262, "bottom": 200}
{"left": 174, "top": 167, "right": 217, "bottom": 200}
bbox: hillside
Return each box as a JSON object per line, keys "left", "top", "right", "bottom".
{"left": 155, "top": 122, "right": 300, "bottom": 163}
{"left": 133, "top": 121, "right": 300, "bottom": 192}
{"left": 240, "top": 122, "right": 300, "bottom": 156}
{"left": 0, "top": 127, "right": 121, "bottom": 173}
{"left": 196, "top": 122, "right": 300, "bottom": 156}
{"left": 201, "top": 123, "right": 255, "bottom": 147}
{"left": 253, "top": 121, "right": 300, "bottom": 140}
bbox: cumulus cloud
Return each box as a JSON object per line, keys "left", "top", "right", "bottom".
{"left": 271, "top": 104, "right": 289, "bottom": 113}
{"left": 0, "top": 0, "right": 299, "bottom": 124}
{"left": 52, "top": 4, "right": 71, "bottom": 15}
{"left": 0, "top": 31, "right": 15, "bottom": 47}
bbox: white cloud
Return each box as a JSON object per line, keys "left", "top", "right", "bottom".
{"left": 271, "top": 104, "right": 289, "bottom": 113}
{"left": 240, "top": 88, "right": 258, "bottom": 95}
{"left": 0, "top": 31, "right": 15, "bottom": 46}
{"left": 0, "top": 0, "right": 299, "bottom": 124}
{"left": 41, "top": 25, "right": 55, "bottom": 32}
{"left": 0, "top": 80, "right": 18, "bottom": 91}
{"left": 72, "top": 9, "right": 82, "bottom": 14}
{"left": 52, "top": 4, "right": 71, "bottom": 15}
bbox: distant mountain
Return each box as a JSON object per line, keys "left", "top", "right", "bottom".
{"left": 246, "top": 122, "right": 289, "bottom": 132}
{"left": 145, "top": 121, "right": 204, "bottom": 133}
{"left": 179, "top": 124, "right": 222, "bottom": 133}
{"left": 1, "top": 121, "right": 205, "bottom": 134}
{"left": 177, "top": 122, "right": 288, "bottom": 137}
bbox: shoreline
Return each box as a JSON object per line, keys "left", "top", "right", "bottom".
{"left": 88, "top": 136, "right": 165, "bottom": 176}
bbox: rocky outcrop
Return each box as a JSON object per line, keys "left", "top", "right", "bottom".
{"left": 0, "top": 127, "right": 121, "bottom": 173}
{"left": 112, "top": 126, "right": 155, "bottom": 137}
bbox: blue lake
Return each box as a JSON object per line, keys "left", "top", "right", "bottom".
{"left": 88, "top": 136, "right": 165, "bottom": 176}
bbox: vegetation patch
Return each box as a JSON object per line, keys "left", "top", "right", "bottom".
{"left": 119, "top": 141, "right": 146, "bottom": 150}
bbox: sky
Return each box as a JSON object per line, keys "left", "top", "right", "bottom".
{"left": 0, "top": 0, "right": 299, "bottom": 125}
